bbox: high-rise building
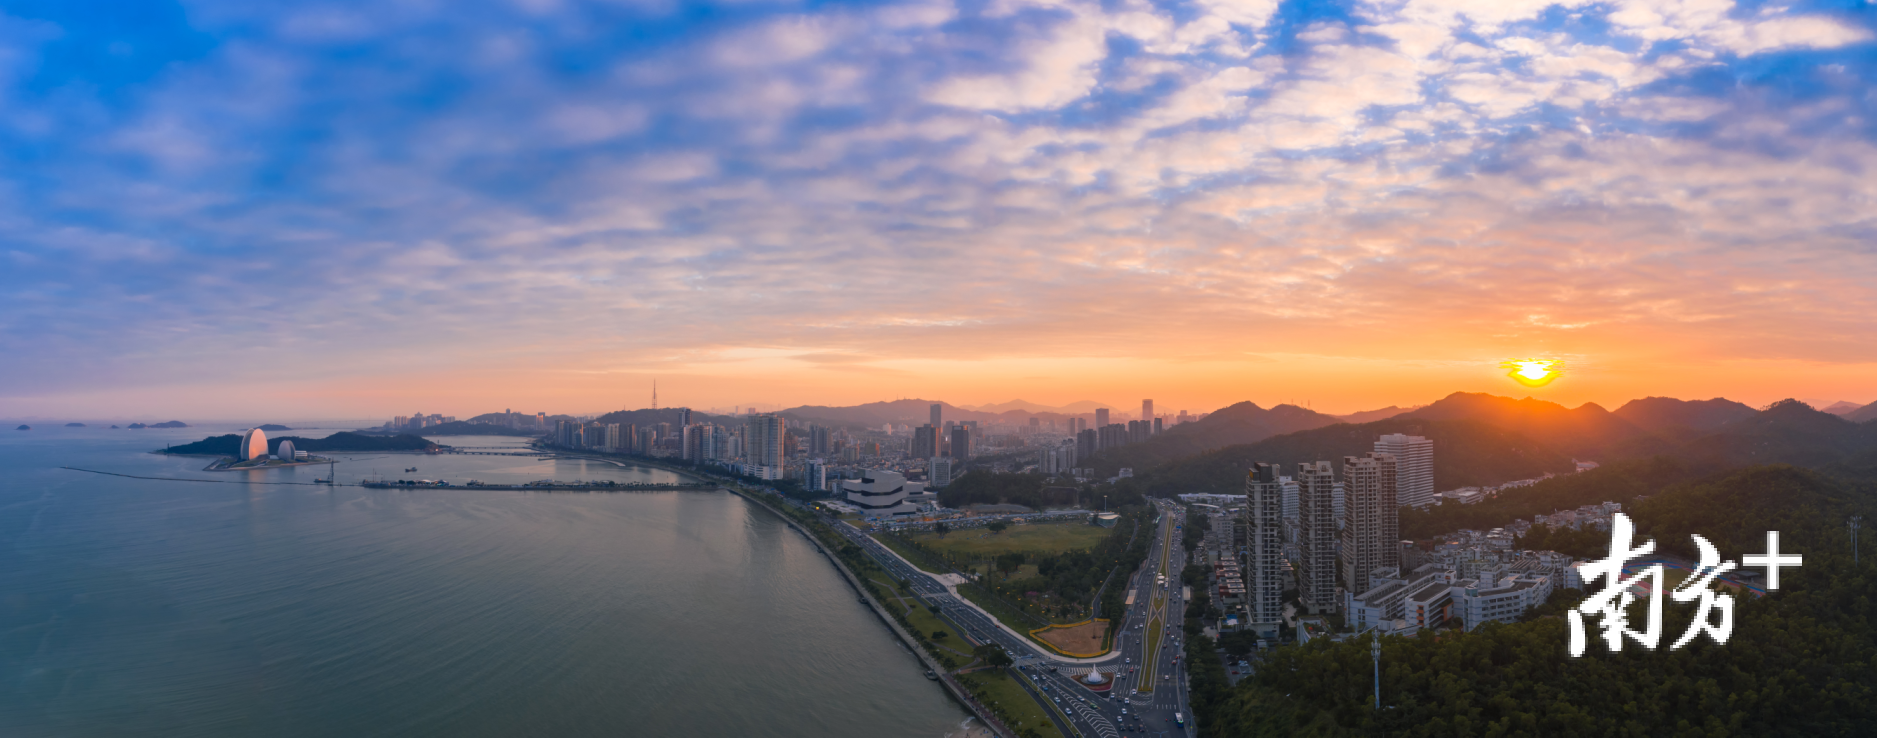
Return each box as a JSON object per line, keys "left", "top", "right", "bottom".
{"left": 677, "top": 407, "right": 691, "bottom": 426}
{"left": 1028, "top": 417, "right": 1040, "bottom": 433}
{"left": 1374, "top": 433, "right": 1434, "bottom": 508}
{"left": 1246, "top": 463, "right": 1284, "bottom": 638}
{"left": 1297, "top": 461, "right": 1339, "bottom": 614}
{"left": 682, "top": 424, "right": 709, "bottom": 460}
{"left": 809, "top": 425, "right": 831, "bottom": 455}
{"left": 1039, "top": 442, "right": 1076, "bottom": 475}
{"left": 1095, "top": 408, "right": 1110, "bottom": 428}
{"left": 1153, "top": 417, "right": 1163, "bottom": 435}
{"left": 930, "top": 403, "right": 942, "bottom": 429}
{"left": 913, "top": 424, "right": 938, "bottom": 459}
{"left": 929, "top": 457, "right": 953, "bottom": 487}
{"left": 1142, "top": 400, "right": 1153, "bottom": 429}
{"left": 1341, "top": 452, "right": 1400, "bottom": 599}
{"left": 745, "top": 414, "right": 785, "bottom": 472}
{"left": 949, "top": 425, "right": 971, "bottom": 461}
{"left": 803, "top": 459, "right": 828, "bottom": 493}
{"left": 535, "top": 412, "right": 546, "bottom": 429}
{"left": 1076, "top": 428, "right": 1096, "bottom": 460}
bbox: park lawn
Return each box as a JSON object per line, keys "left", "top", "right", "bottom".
{"left": 973, "top": 563, "right": 1042, "bottom": 580}
{"left": 912, "top": 523, "right": 1111, "bottom": 557}
{"left": 956, "top": 670, "right": 1066, "bottom": 738}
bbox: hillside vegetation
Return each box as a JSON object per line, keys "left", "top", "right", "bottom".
{"left": 1083, "top": 402, "right": 1342, "bottom": 476}
{"left": 1206, "top": 465, "right": 1877, "bottom": 737}
{"left": 1114, "top": 418, "right": 1576, "bottom": 499}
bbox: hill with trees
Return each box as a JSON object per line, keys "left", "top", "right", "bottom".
{"left": 161, "top": 432, "right": 436, "bottom": 455}
{"left": 778, "top": 398, "right": 1091, "bottom": 430}
{"left": 1082, "top": 402, "right": 1343, "bottom": 476}
{"left": 1335, "top": 406, "right": 1416, "bottom": 424}
{"left": 589, "top": 407, "right": 738, "bottom": 428}
{"left": 938, "top": 472, "right": 1087, "bottom": 510}
{"left": 1204, "top": 465, "right": 1877, "bottom": 737}
{"left": 1610, "top": 396, "right": 1757, "bottom": 434}
{"left": 1401, "top": 392, "right": 1667, "bottom": 460}
{"left": 1111, "top": 418, "right": 1576, "bottom": 500}
{"left": 1670, "top": 399, "right": 1877, "bottom": 471}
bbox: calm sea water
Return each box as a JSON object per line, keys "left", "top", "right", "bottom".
{"left": 0, "top": 426, "right": 971, "bottom": 737}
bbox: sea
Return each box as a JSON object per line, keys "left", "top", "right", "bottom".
{"left": 0, "top": 423, "right": 975, "bottom": 737}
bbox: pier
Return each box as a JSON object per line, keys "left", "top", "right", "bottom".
{"left": 360, "top": 481, "right": 720, "bottom": 492}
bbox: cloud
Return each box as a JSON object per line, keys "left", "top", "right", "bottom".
{"left": 0, "top": 0, "right": 1874, "bottom": 416}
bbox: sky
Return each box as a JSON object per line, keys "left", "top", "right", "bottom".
{"left": 2, "top": 0, "right": 1876, "bottom": 421}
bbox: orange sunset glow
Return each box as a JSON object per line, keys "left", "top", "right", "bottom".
{"left": 0, "top": 0, "right": 1872, "bottom": 422}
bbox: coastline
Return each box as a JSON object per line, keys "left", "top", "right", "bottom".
{"left": 723, "top": 485, "right": 1013, "bottom": 738}
{"left": 571, "top": 448, "right": 1010, "bottom": 737}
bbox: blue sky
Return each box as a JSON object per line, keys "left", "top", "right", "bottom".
{"left": 3, "top": 0, "right": 1875, "bottom": 418}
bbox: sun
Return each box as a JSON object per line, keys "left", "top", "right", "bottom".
{"left": 1501, "top": 358, "right": 1564, "bottom": 388}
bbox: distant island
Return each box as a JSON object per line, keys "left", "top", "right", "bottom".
{"left": 14, "top": 425, "right": 27, "bottom": 431}
{"left": 128, "top": 420, "right": 189, "bottom": 429}
{"left": 66, "top": 422, "right": 85, "bottom": 427}
{"left": 360, "top": 420, "right": 541, "bottom": 437}
{"left": 162, "top": 431, "right": 437, "bottom": 456}
{"left": 256, "top": 424, "right": 293, "bottom": 431}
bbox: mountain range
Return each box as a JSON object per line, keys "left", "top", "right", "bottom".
{"left": 773, "top": 398, "right": 1106, "bottom": 428}
{"left": 1106, "top": 392, "right": 1877, "bottom": 496}
{"left": 956, "top": 399, "right": 1118, "bottom": 415}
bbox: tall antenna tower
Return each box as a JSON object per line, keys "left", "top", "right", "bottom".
{"left": 652, "top": 380, "right": 658, "bottom": 410}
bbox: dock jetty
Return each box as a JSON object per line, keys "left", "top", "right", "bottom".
{"left": 360, "top": 480, "right": 720, "bottom": 492}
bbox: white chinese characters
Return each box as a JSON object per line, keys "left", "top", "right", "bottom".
{"left": 1568, "top": 514, "right": 1800, "bottom": 656}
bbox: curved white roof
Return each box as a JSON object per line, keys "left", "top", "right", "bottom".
{"left": 240, "top": 428, "right": 268, "bottom": 461}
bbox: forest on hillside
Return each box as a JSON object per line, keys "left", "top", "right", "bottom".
{"left": 1112, "top": 418, "right": 1575, "bottom": 499}
{"left": 1203, "top": 465, "right": 1877, "bottom": 737}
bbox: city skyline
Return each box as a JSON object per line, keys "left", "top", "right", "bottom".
{"left": 3, "top": 2, "right": 1875, "bottom": 418}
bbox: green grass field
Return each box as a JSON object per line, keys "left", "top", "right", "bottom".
{"left": 910, "top": 523, "right": 1110, "bottom": 557}
{"left": 956, "top": 670, "right": 1066, "bottom": 738}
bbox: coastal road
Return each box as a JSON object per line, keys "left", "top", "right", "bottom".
{"left": 832, "top": 499, "right": 1194, "bottom": 736}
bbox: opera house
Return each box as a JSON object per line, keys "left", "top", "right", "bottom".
{"left": 239, "top": 428, "right": 269, "bottom": 461}
{"left": 841, "top": 470, "right": 921, "bottom": 518}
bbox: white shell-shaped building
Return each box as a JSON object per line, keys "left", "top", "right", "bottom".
{"left": 276, "top": 439, "right": 296, "bottom": 463}
{"left": 842, "top": 469, "right": 920, "bottom": 518}
{"left": 240, "top": 428, "right": 269, "bottom": 461}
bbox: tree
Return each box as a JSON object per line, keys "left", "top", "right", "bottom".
{"left": 988, "top": 520, "right": 1010, "bottom": 533}
{"left": 933, "top": 630, "right": 949, "bottom": 641}
{"left": 973, "top": 643, "right": 1014, "bottom": 667}
{"left": 935, "top": 521, "right": 950, "bottom": 537}
{"left": 996, "top": 552, "right": 1025, "bottom": 576}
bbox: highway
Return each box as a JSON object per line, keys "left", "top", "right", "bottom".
{"left": 828, "top": 498, "right": 1194, "bottom": 737}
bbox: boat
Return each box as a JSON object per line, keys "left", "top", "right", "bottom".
{"left": 924, "top": 670, "right": 938, "bottom": 681}
{"left": 405, "top": 467, "right": 418, "bottom": 472}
